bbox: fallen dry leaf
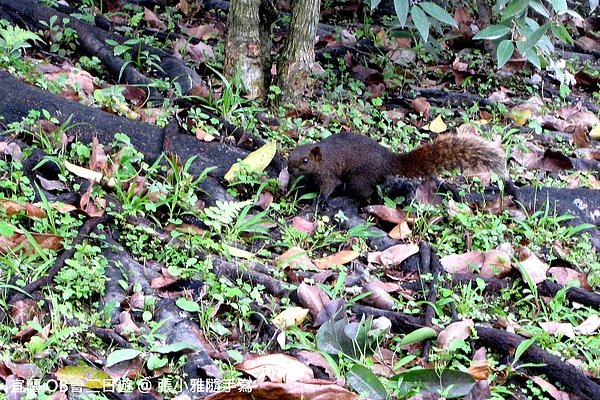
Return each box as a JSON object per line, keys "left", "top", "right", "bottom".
{"left": 314, "top": 250, "right": 359, "bottom": 270}
{"left": 377, "top": 244, "right": 419, "bottom": 266}
{"left": 516, "top": 248, "right": 548, "bottom": 285}
{"left": 296, "top": 351, "right": 335, "bottom": 378}
{"left": 296, "top": 283, "right": 330, "bottom": 320}
{"left": 236, "top": 354, "right": 314, "bottom": 383}
{"left": 441, "top": 248, "right": 512, "bottom": 278}
{"left": 277, "top": 247, "right": 317, "bottom": 270}
{"left": 363, "top": 205, "right": 406, "bottom": 224}
{"left": 575, "top": 314, "right": 600, "bottom": 335}
{"left": 468, "top": 359, "right": 490, "bottom": 381}
{"left": 387, "top": 221, "right": 411, "bottom": 240}
{"left": 205, "top": 379, "right": 358, "bottom": 400}
{"left": 529, "top": 376, "right": 569, "bottom": 400}
{"left": 538, "top": 322, "right": 575, "bottom": 338}
{"left": 437, "top": 320, "right": 474, "bottom": 349}
{"left": 362, "top": 280, "right": 399, "bottom": 310}
{"left": 292, "top": 216, "right": 317, "bottom": 235}
{"left": 548, "top": 267, "right": 591, "bottom": 290}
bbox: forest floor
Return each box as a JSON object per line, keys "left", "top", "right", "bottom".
{"left": 0, "top": 1, "right": 599, "bottom": 399}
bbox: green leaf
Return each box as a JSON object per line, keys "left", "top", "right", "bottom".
{"left": 411, "top": 5, "right": 430, "bottom": 43}
{"left": 524, "top": 48, "right": 541, "bottom": 69}
{"left": 316, "top": 316, "right": 355, "bottom": 357}
{"left": 150, "top": 342, "right": 201, "bottom": 354}
{"left": 347, "top": 364, "right": 387, "bottom": 400}
{"left": 106, "top": 349, "right": 142, "bottom": 367}
{"left": 176, "top": 298, "right": 200, "bottom": 312}
{"left": 501, "top": 0, "right": 529, "bottom": 21}
{"left": 419, "top": 2, "right": 457, "bottom": 27}
{"left": 551, "top": 0, "right": 567, "bottom": 12}
{"left": 370, "top": 0, "right": 382, "bottom": 11}
{"left": 514, "top": 336, "right": 537, "bottom": 361}
{"left": 473, "top": 25, "right": 510, "bottom": 40}
{"left": 497, "top": 40, "right": 515, "bottom": 67}
{"left": 0, "top": 220, "right": 16, "bottom": 236}
{"left": 147, "top": 355, "right": 168, "bottom": 370}
{"left": 520, "top": 23, "right": 550, "bottom": 54}
{"left": 391, "top": 368, "right": 476, "bottom": 398}
{"left": 399, "top": 327, "right": 438, "bottom": 346}
{"left": 550, "top": 23, "right": 573, "bottom": 44}
{"left": 529, "top": 0, "right": 550, "bottom": 17}
{"left": 394, "top": 0, "right": 410, "bottom": 26}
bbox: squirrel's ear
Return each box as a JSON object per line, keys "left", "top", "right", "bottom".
{"left": 310, "top": 146, "right": 322, "bottom": 161}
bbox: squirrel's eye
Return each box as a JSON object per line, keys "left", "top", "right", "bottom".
{"left": 302, "top": 157, "right": 309, "bottom": 164}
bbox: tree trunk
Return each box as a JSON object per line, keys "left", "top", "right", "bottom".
{"left": 275, "top": 0, "right": 321, "bottom": 102}
{"left": 224, "top": 0, "right": 270, "bottom": 98}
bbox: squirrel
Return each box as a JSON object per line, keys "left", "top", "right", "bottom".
{"left": 288, "top": 132, "right": 506, "bottom": 204}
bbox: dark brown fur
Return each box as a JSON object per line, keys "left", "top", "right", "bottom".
{"left": 288, "top": 132, "right": 505, "bottom": 202}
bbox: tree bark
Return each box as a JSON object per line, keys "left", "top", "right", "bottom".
{"left": 276, "top": 0, "right": 321, "bottom": 102}
{"left": 224, "top": 0, "right": 269, "bottom": 98}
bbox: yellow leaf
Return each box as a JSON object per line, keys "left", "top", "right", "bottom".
{"left": 224, "top": 141, "right": 277, "bottom": 182}
{"left": 64, "top": 161, "right": 103, "bottom": 182}
{"left": 224, "top": 244, "right": 255, "bottom": 259}
{"left": 428, "top": 115, "right": 447, "bottom": 133}
{"left": 590, "top": 124, "right": 600, "bottom": 140}
{"left": 55, "top": 365, "right": 111, "bottom": 389}
{"left": 272, "top": 307, "right": 309, "bottom": 329}
{"left": 507, "top": 109, "right": 532, "bottom": 126}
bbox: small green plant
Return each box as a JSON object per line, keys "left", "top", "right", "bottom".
{"left": 0, "top": 21, "right": 42, "bottom": 62}
{"left": 39, "top": 15, "right": 79, "bottom": 57}
{"left": 201, "top": 200, "right": 272, "bottom": 246}
{"left": 54, "top": 242, "right": 108, "bottom": 303}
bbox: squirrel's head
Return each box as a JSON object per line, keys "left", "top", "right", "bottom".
{"left": 288, "top": 144, "right": 322, "bottom": 177}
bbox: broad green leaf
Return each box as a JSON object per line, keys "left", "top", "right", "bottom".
{"left": 501, "top": 0, "right": 529, "bottom": 21}
{"left": 419, "top": 2, "right": 457, "bottom": 27}
{"left": 519, "top": 23, "right": 550, "bottom": 54}
{"left": 524, "top": 48, "right": 541, "bottom": 69}
{"left": 529, "top": 0, "right": 550, "bottom": 17}
{"left": 565, "top": 9, "right": 583, "bottom": 20}
{"left": 514, "top": 336, "right": 537, "bottom": 361}
{"left": 370, "top": 0, "right": 382, "bottom": 11}
{"left": 473, "top": 25, "right": 510, "bottom": 40}
{"left": 147, "top": 355, "right": 168, "bottom": 370}
{"left": 347, "top": 364, "right": 387, "bottom": 400}
{"left": 411, "top": 5, "right": 430, "bottom": 43}
{"left": 391, "top": 368, "right": 476, "bottom": 398}
{"left": 316, "top": 316, "right": 355, "bottom": 356}
{"left": 175, "top": 298, "right": 200, "bottom": 312}
{"left": 497, "top": 40, "right": 515, "bottom": 67}
{"left": 55, "top": 365, "right": 111, "bottom": 389}
{"left": 399, "top": 327, "right": 437, "bottom": 346}
{"left": 106, "top": 349, "right": 142, "bottom": 367}
{"left": 224, "top": 141, "right": 277, "bottom": 182}
{"left": 150, "top": 342, "right": 201, "bottom": 354}
{"left": 551, "top": 0, "right": 567, "bottom": 12}
{"left": 550, "top": 24, "right": 573, "bottom": 44}
{"left": 394, "top": 0, "right": 410, "bottom": 26}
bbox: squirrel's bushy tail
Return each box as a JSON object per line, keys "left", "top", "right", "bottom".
{"left": 393, "top": 134, "right": 506, "bottom": 178}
